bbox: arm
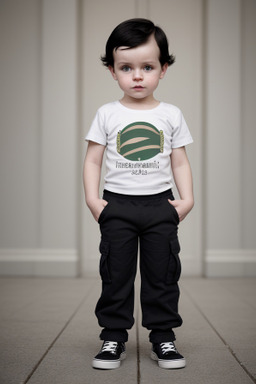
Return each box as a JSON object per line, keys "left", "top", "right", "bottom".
{"left": 169, "top": 146, "right": 194, "bottom": 222}
{"left": 83, "top": 141, "right": 107, "bottom": 222}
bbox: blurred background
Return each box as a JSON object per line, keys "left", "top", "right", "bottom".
{"left": 0, "top": 0, "right": 255, "bottom": 278}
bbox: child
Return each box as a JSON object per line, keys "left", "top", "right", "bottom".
{"left": 83, "top": 18, "right": 194, "bottom": 370}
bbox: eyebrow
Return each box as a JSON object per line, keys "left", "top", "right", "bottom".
{"left": 116, "top": 60, "right": 158, "bottom": 65}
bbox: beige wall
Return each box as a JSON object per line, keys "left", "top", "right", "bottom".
{"left": 205, "top": 0, "right": 256, "bottom": 275}
{"left": 0, "top": 0, "right": 255, "bottom": 277}
{"left": 0, "top": 0, "right": 78, "bottom": 275}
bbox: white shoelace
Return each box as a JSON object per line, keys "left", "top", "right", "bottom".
{"left": 160, "top": 342, "right": 177, "bottom": 355}
{"left": 102, "top": 341, "right": 118, "bottom": 354}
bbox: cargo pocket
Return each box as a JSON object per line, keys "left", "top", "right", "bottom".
{"left": 99, "top": 240, "right": 111, "bottom": 283}
{"left": 166, "top": 238, "right": 181, "bottom": 284}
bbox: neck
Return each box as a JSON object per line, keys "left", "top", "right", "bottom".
{"left": 120, "top": 95, "right": 160, "bottom": 110}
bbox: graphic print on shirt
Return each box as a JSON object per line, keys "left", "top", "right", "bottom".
{"left": 116, "top": 122, "right": 164, "bottom": 161}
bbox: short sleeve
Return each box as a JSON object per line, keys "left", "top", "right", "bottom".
{"left": 171, "top": 109, "right": 193, "bottom": 148}
{"left": 85, "top": 108, "right": 107, "bottom": 146}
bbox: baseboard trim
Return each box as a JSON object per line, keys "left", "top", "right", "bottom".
{"left": 2, "top": 248, "right": 255, "bottom": 278}
{"left": 81, "top": 253, "right": 202, "bottom": 277}
{"left": 0, "top": 249, "right": 78, "bottom": 277}
{"left": 205, "top": 249, "right": 256, "bottom": 277}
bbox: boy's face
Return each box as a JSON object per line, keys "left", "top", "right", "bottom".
{"left": 109, "top": 35, "right": 168, "bottom": 105}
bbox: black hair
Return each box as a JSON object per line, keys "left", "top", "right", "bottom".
{"left": 101, "top": 18, "right": 175, "bottom": 68}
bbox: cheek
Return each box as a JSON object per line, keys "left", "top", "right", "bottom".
{"left": 117, "top": 76, "right": 129, "bottom": 89}
{"left": 148, "top": 75, "right": 160, "bottom": 88}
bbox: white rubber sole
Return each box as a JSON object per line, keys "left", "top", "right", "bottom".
{"left": 92, "top": 352, "right": 126, "bottom": 370}
{"left": 151, "top": 351, "right": 186, "bottom": 369}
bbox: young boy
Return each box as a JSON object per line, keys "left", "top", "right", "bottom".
{"left": 83, "top": 18, "right": 194, "bottom": 370}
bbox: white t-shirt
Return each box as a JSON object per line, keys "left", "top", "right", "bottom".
{"left": 86, "top": 101, "right": 193, "bottom": 195}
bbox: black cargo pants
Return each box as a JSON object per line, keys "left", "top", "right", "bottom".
{"left": 96, "top": 189, "right": 183, "bottom": 344}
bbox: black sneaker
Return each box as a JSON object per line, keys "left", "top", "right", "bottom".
{"left": 92, "top": 341, "right": 126, "bottom": 369}
{"left": 151, "top": 342, "right": 186, "bottom": 369}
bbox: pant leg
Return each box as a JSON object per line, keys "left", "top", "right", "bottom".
{"left": 96, "top": 192, "right": 139, "bottom": 342}
{"left": 139, "top": 193, "right": 183, "bottom": 343}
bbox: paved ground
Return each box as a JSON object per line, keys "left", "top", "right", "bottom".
{"left": 0, "top": 276, "right": 255, "bottom": 384}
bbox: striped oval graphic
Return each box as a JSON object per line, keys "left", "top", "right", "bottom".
{"left": 117, "top": 122, "right": 164, "bottom": 161}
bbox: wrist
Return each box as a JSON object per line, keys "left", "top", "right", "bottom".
{"left": 86, "top": 195, "right": 100, "bottom": 208}
{"left": 184, "top": 198, "right": 194, "bottom": 211}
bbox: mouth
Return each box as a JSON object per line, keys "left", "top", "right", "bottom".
{"left": 133, "top": 86, "right": 144, "bottom": 90}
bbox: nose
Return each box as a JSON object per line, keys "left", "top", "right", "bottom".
{"left": 133, "top": 68, "right": 143, "bottom": 81}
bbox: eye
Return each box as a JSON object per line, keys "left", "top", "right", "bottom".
{"left": 144, "top": 65, "right": 153, "bottom": 72}
{"left": 121, "top": 65, "right": 131, "bottom": 72}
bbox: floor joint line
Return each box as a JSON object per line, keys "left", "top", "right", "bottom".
{"left": 136, "top": 306, "right": 141, "bottom": 384}
{"left": 22, "top": 283, "right": 95, "bottom": 384}
{"left": 182, "top": 286, "right": 256, "bottom": 383}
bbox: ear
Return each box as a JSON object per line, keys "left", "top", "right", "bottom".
{"left": 159, "top": 63, "right": 168, "bottom": 79}
{"left": 108, "top": 66, "right": 117, "bottom": 80}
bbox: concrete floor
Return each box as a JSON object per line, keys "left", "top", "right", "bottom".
{"left": 0, "top": 277, "right": 256, "bottom": 384}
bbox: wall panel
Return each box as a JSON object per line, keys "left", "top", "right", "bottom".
{"left": 0, "top": 0, "right": 78, "bottom": 276}
{"left": 0, "top": 0, "right": 40, "bottom": 248}
{"left": 205, "top": 0, "right": 256, "bottom": 276}
{"left": 40, "top": 0, "right": 78, "bottom": 249}
{"left": 241, "top": 0, "right": 256, "bottom": 249}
